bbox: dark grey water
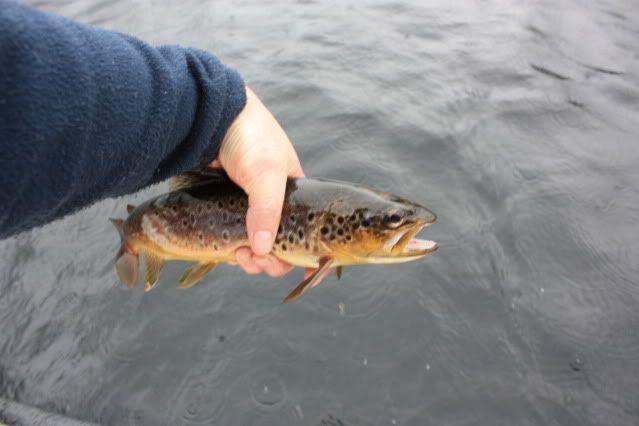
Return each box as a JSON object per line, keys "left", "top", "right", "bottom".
{"left": 2, "top": 0, "right": 639, "bottom": 425}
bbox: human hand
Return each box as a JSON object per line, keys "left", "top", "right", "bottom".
{"left": 213, "top": 86, "right": 304, "bottom": 277}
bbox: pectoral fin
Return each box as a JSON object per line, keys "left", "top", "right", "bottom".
{"left": 143, "top": 250, "right": 165, "bottom": 292}
{"left": 282, "top": 258, "right": 334, "bottom": 303}
{"left": 177, "top": 262, "right": 217, "bottom": 289}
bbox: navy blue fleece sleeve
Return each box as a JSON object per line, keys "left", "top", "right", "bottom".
{"left": 0, "top": 1, "right": 247, "bottom": 238}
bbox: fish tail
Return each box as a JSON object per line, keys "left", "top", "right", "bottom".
{"left": 110, "top": 218, "right": 139, "bottom": 288}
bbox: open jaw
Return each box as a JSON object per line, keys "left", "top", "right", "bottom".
{"left": 391, "top": 223, "right": 438, "bottom": 257}
{"left": 363, "top": 223, "right": 437, "bottom": 264}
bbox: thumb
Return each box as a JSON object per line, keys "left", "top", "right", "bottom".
{"left": 217, "top": 86, "right": 304, "bottom": 257}
{"left": 241, "top": 165, "right": 288, "bottom": 256}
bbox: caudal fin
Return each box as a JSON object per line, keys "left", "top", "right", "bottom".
{"left": 110, "top": 218, "right": 139, "bottom": 288}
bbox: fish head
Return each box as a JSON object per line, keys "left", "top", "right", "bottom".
{"left": 319, "top": 186, "right": 438, "bottom": 264}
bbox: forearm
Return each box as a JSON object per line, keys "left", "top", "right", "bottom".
{"left": 0, "top": 1, "right": 246, "bottom": 238}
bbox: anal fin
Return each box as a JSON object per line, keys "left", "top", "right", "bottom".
{"left": 115, "top": 251, "right": 139, "bottom": 289}
{"left": 177, "top": 262, "right": 217, "bottom": 289}
{"left": 143, "top": 250, "right": 166, "bottom": 292}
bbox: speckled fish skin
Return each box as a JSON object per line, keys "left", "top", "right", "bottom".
{"left": 111, "top": 172, "right": 437, "bottom": 299}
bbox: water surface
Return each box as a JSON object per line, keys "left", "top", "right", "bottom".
{"left": 2, "top": 0, "right": 639, "bottom": 425}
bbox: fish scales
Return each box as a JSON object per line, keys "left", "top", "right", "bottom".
{"left": 111, "top": 171, "right": 438, "bottom": 301}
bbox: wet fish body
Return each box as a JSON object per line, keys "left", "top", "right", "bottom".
{"left": 111, "top": 171, "right": 437, "bottom": 301}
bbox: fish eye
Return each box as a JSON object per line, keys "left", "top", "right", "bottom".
{"left": 382, "top": 213, "right": 404, "bottom": 228}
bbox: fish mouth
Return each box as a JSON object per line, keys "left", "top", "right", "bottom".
{"left": 389, "top": 222, "right": 438, "bottom": 257}
{"left": 384, "top": 220, "right": 438, "bottom": 261}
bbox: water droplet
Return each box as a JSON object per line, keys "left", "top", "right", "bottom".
{"left": 540, "top": 287, "right": 545, "bottom": 294}
{"left": 251, "top": 374, "right": 285, "bottom": 406}
{"left": 392, "top": 419, "right": 397, "bottom": 425}
{"left": 426, "top": 364, "right": 430, "bottom": 371}
{"left": 186, "top": 402, "right": 198, "bottom": 416}
{"left": 570, "top": 358, "right": 582, "bottom": 372}
{"left": 363, "top": 358, "right": 368, "bottom": 366}
{"left": 338, "top": 303, "right": 345, "bottom": 316}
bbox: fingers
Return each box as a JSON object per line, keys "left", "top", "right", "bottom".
{"left": 235, "top": 247, "right": 261, "bottom": 275}
{"left": 235, "top": 247, "right": 294, "bottom": 277}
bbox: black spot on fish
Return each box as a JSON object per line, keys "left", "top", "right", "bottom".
{"left": 346, "top": 235, "right": 352, "bottom": 241}
{"left": 172, "top": 206, "right": 179, "bottom": 213}
{"left": 236, "top": 217, "right": 241, "bottom": 224}
{"left": 307, "top": 212, "right": 315, "bottom": 222}
{"left": 298, "top": 229, "right": 304, "bottom": 240}
{"left": 352, "top": 223, "right": 360, "bottom": 230}
{"left": 327, "top": 217, "right": 333, "bottom": 225}
{"left": 305, "top": 242, "right": 310, "bottom": 250}
{"left": 222, "top": 212, "right": 228, "bottom": 221}
{"left": 208, "top": 219, "right": 214, "bottom": 228}
{"left": 214, "top": 244, "right": 218, "bottom": 250}
{"left": 290, "top": 214, "right": 296, "bottom": 223}
{"left": 217, "top": 201, "right": 223, "bottom": 209}
{"left": 329, "top": 234, "right": 336, "bottom": 240}
{"left": 321, "top": 226, "right": 329, "bottom": 235}
{"left": 362, "top": 219, "right": 371, "bottom": 227}
{"left": 288, "top": 234, "right": 295, "bottom": 244}
{"left": 239, "top": 200, "right": 245, "bottom": 208}
{"left": 229, "top": 199, "right": 235, "bottom": 207}
{"left": 196, "top": 205, "right": 203, "bottom": 214}
{"left": 222, "top": 230, "right": 229, "bottom": 241}
{"left": 350, "top": 214, "right": 357, "bottom": 222}
{"left": 278, "top": 224, "right": 283, "bottom": 235}
{"left": 337, "top": 229, "right": 344, "bottom": 236}
{"left": 206, "top": 202, "right": 213, "bottom": 211}
{"left": 198, "top": 232, "right": 203, "bottom": 241}
{"left": 282, "top": 243, "right": 287, "bottom": 251}
{"left": 337, "top": 216, "right": 344, "bottom": 224}
{"left": 182, "top": 219, "right": 188, "bottom": 227}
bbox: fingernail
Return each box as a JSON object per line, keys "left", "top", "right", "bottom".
{"left": 253, "top": 231, "right": 273, "bottom": 255}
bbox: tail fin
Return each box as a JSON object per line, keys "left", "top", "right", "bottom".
{"left": 110, "top": 218, "right": 139, "bottom": 288}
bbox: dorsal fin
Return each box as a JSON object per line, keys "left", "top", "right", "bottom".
{"left": 169, "top": 169, "right": 228, "bottom": 191}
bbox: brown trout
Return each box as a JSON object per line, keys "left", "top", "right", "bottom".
{"left": 110, "top": 170, "right": 437, "bottom": 302}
